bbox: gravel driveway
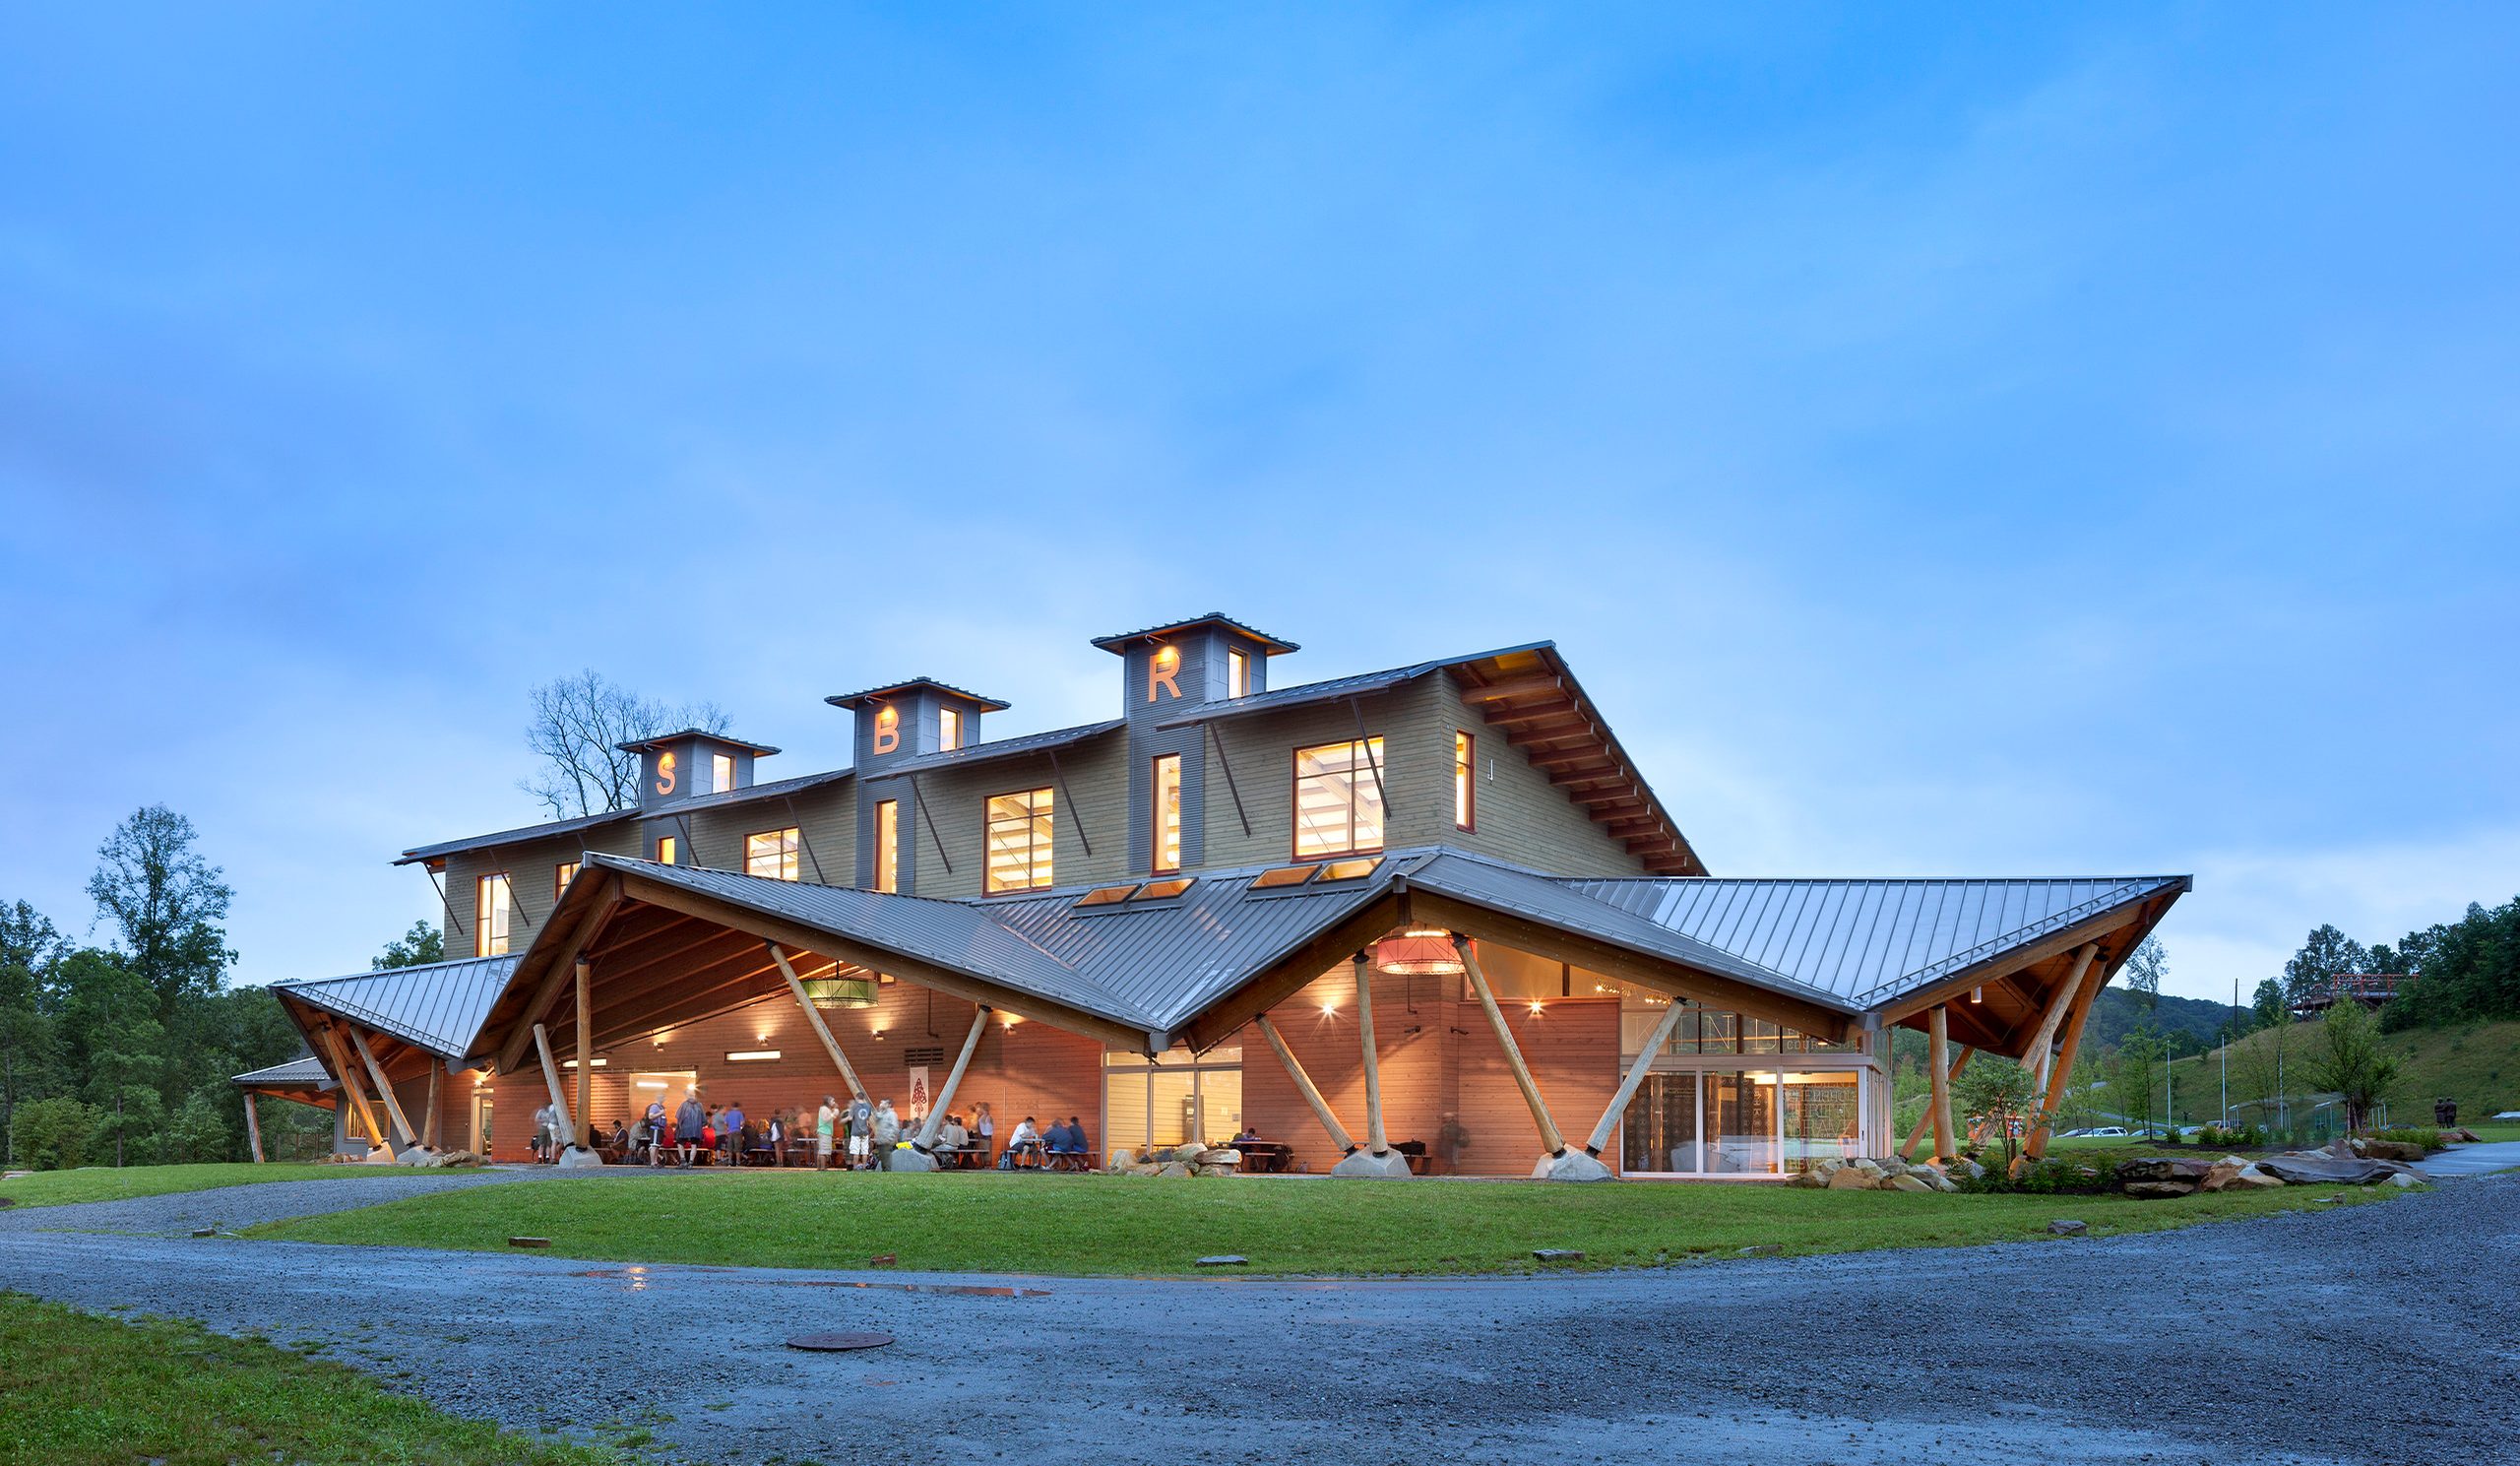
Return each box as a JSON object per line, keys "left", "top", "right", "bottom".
{"left": 1, "top": 1170, "right": 2511, "bottom": 1466}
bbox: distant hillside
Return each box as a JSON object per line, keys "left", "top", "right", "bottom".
{"left": 2164, "top": 1015, "right": 2520, "bottom": 1126}
{"left": 2086, "top": 987, "right": 2236, "bottom": 1052}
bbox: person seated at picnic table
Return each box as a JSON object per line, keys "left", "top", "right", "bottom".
{"left": 604, "top": 1118, "right": 629, "bottom": 1155}
{"left": 1064, "top": 1115, "right": 1090, "bottom": 1162}
{"left": 1001, "top": 1115, "right": 1043, "bottom": 1169}
{"left": 936, "top": 1112, "right": 969, "bottom": 1159}
{"left": 1232, "top": 1123, "right": 1261, "bottom": 1146}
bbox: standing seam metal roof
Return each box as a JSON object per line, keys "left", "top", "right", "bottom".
{"left": 1560, "top": 875, "right": 2187, "bottom": 1009}
{"left": 1150, "top": 642, "right": 1553, "bottom": 730}
{"left": 231, "top": 1054, "right": 332, "bottom": 1087}
{"left": 277, "top": 954, "right": 522, "bottom": 1057}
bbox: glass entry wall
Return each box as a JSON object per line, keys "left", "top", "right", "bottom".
{"left": 1104, "top": 1047, "right": 1243, "bottom": 1154}
{"left": 1612, "top": 983, "right": 1872, "bottom": 1177}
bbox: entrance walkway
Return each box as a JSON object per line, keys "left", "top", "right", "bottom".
{"left": 2422, "top": 1139, "right": 2520, "bottom": 1178}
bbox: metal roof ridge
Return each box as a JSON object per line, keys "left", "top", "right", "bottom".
{"left": 273, "top": 953, "right": 519, "bottom": 989}
{"left": 878, "top": 718, "right": 1127, "bottom": 775}
{"left": 1557, "top": 872, "right": 2196, "bottom": 887}
{"left": 1841, "top": 876, "right": 2187, "bottom": 1007}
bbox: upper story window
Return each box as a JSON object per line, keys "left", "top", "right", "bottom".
{"left": 1292, "top": 736, "right": 1384, "bottom": 860}
{"left": 656, "top": 835, "right": 679, "bottom": 865}
{"left": 1151, "top": 753, "right": 1182, "bottom": 873}
{"left": 746, "top": 828, "right": 800, "bottom": 881}
{"left": 554, "top": 861, "right": 580, "bottom": 901}
{"left": 985, "top": 788, "right": 1054, "bottom": 893}
{"left": 873, "top": 799, "right": 899, "bottom": 893}
{"left": 1227, "top": 648, "right": 1250, "bottom": 698}
{"left": 1454, "top": 731, "right": 1476, "bottom": 832}
{"left": 939, "top": 707, "right": 963, "bottom": 751}
{"left": 712, "top": 752, "right": 736, "bottom": 793}
{"left": 476, "top": 874, "right": 513, "bottom": 957}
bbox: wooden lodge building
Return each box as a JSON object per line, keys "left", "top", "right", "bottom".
{"left": 238, "top": 614, "right": 2187, "bottom": 1179}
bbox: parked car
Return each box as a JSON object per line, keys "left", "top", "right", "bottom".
{"left": 2083, "top": 1126, "right": 2129, "bottom": 1138}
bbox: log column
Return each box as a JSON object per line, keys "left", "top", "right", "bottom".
{"left": 1255, "top": 1014, "right": 1355, "bottom": 1156}
{"left": 573, "top": 960, "right": 594, "bottom": 1152}
{"left": 1583, "top": 996, "right": 1689, "bottom": 1160}
{"left": 2025, "top": 951, "right": 2109, "bottom": 1161}
{"left": 533, "top": 1022, "right": 575, "bottom": 1147}
{"left": 1902, "top": 1047, "right": 1973, "bottom": 1162}
{"left": 1353, "top": 953, "right": 1393, "bottom": 1160}
{"left": 1927, "top": 1006, "right": 1956, "bottom": 1165}
{"left": 772, "top": 944, "right": 867, "bottom": 1102}
{"left": 1455, "top": 935, "right": 1564, "bottom": 1156}
{"left": 912, "top": 1006, "right": 991, "bottom": 1160}
{"left": 243, "top": 1092, "right": 266, "bottom": 1164}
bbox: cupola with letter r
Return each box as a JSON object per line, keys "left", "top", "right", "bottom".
{"left": 1090, "top": 612, "right": 1297, "bottom": 723}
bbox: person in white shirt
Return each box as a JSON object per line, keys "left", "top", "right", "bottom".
{"left": 1002, "top": 1115, "right": 1040, "bottom": 1170}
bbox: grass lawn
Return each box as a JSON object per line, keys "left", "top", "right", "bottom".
{"left": 0, "top": 1162, "right": 375, "bottom": 1210}
{"left": 0, "top": 1292, "right": 620, "bottom": 1466}
{"left": 2462, "top": 1120, "right": 2520, "bottom": 1143}
{"left": 248, "top": 1170, "right": 2401, "bottom": 1276}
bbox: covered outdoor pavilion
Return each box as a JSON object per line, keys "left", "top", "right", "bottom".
{"left": 460, "top": 851, "right": 2186, "bottom": 1179}
{"left": 258, "top": 956, "right": 516, "bottom": 1161}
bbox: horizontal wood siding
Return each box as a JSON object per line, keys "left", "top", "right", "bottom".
{"left": 1404, "top": 671, "right": 1649, "bottom": 877}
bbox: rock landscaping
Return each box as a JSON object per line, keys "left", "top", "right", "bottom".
{"left": 1792, "top": 1136, "right": 2431, "bottom": 1200}
{"left": 1788, "top": 1156, "right": 1967, "bottom": 1191}
{"left": 1109, "top": 1144, "right": 1242, "bottom": 1178}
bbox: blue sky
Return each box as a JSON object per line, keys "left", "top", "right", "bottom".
{"left": 3, "top": 6, "right": 2514, "bottom": 1003}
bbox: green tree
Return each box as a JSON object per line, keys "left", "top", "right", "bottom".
{"left": 56, "top": 950, "right": 166, "bottom": 1167}
{"left": 2110, "top": 1026, "right": 2170, "bottom": 1136}
{"left": 1955, "top": 1055, "right": 2037, "bottom": 1164}
{"left": 0, "top": 899, "right": 67, "bottom": 1167}
{"left": 2284, "top": 924, "right": 2369, "bottom": 1005}
{"left": 2121, "top": 936, "right": 2168, "bottom": 1013}
{"left": 2252, "top": 978, "right": 2288, "bottom": 1030}
{"left": 87, "top": 805, "right": 235, "bottom": 1024}
{"left": 373, "top": 921, "right": 445, "bottom": 970}
{"left": 2308, "top": 999, "right": 2404, "bottom": 1133}
{"left": 10, "top": 1097, "right": 99, "bottom": 1171}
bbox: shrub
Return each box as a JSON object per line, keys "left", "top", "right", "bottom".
{"left": 2375, "top": 1126, "right": 2443, "bottom": 1154}
{"left": 2194, "top": 1123, "right": 2270, "bottom": 1151}
{"left": 12, "top": 1098, "right": 101, "bottom": 1171}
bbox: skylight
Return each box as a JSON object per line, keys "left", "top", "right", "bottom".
{"left": 1316, "top": 857, "right": 1382, "bottom": 882}
{"left": 1136, "top": 877, "right": 1194, "bottom": 900}
{"left": 1076, "top": 884, "right": 1141, "bottom": 908}
{"left": 1250, "top": 865, "right": 1317, "bottom": 889}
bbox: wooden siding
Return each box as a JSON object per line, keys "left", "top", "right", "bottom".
{"left": 1395, "top": 671, "right": 1650, "bottom": 876}
{"left": 1234, "top": 964, "right": 1624, "bottom": 1177}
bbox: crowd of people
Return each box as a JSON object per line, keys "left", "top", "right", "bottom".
{"left": 523, "top": 1093, "right": 1107, "bottom": 1171}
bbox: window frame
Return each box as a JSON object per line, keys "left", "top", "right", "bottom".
{"left": 745, "top": 827, "right": 801, "bottom": 881}
{"left": 711, "top": 751, "right": 737, "bottom": 794}
{"left": 1289, "top": 735, "right": 1386, "bottom": 861}
{"left": 553, "top": 861, "right": 579, "bottom": 903}
{"left": 655, "top": 835, "right": 678, "bottom": 866}
{"left": 1453, "top": 730, "right": 1477, "bottom": 832}
{"left": 1226, "top": 648, "right": 1250, "bottom": 699}
{"left": 982, "top": 787, "right": 1055, "bottom": 894}
{"left": 939, "top": 706, "right": 963, "bottom": 751}
{"left": 873, "top": 798, "right": 899, "bottom": 893}
{"left": 1151, "top": 752, "right": 1183, "bottom": 874}
{"left": 475, "top": 873, "right": 513, "bottom": 958}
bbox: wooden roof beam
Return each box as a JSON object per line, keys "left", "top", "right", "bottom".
{"left": 1461, "top": 675, "right": 1567, "bottom": 705}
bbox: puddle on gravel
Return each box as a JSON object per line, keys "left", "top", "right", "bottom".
{"left": 565, "top": 1266, "right": 1046, "bottom": 1298}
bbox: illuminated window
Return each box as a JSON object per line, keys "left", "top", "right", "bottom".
{"left": 1454, "top": 731, "right": 1476, "bottom": 831}
{"left": 712, "top": 752, "right": 736, "bottom": 793}
{"left": 873, "top": 799, "right": 899, "bottom": 893}
{"left": 939, "top": 707, "right": 963, "bottom": 751}
{"left": 1227, "top": 648, "right": 1250, "bottom": 698}
{"left": 1076, "top": 883, "right": 1141, "bottom": 908}
{"left": 475, "top": 874, "right": 512, "bottom": 957}
{"left": 1151, "top": 753, "right": 1182, "bottom": 873}
{"left": 1137, "top": 877, "right": 1194, "bottom": 900}
{"left": 554, "top": 861, "right": 579, "bottom": 901}
{"left": 656, "top": 835, "right": 678, "bottom": 865}
{"left": 1292, "top": 737, "right": 1384, "bottom": 860}
{"left": 745, "top": 828, "right": 800, "bottom": 881}
{"left": 1250, "top": 864, "right": 1316, "bottom": 889}
{"left": 984, "top": 788, "right": 1054, "bottom": 893}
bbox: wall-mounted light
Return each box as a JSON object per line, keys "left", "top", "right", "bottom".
{"left": 634, "top": 1079, "right": 668, "bottom": 1090}
{"left": 1001, "top": 1012, "right": 1021, "bottom": 1029}
{"left": 561, "top": 1058, "right": 607, "bottom": 1068}
{"left": 1320, "top": 1001, "right": 1338, "bottom": 1017}
{"left": 1970, "top": 987, "right": 1984, "bottom": 1004}
{"left": 872, "top": 1028, "right": 887, "bottom": 1041}
{"left": 1528, "top": 1000, "right": 1545, "bottom": 1016}
{"left": 725, "top": 1051, "right": 783, "bottom": 1063}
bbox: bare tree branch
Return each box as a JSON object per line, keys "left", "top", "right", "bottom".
{"left": 520, "top": 670, "right": 732, "bottom": 818}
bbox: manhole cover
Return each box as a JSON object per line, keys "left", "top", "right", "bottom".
{"left": 786, "top": 1331, "right": 894, "bottom": 1352}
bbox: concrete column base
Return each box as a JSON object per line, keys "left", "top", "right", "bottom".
{"left": 555, "top": 1146, "right": 607, "bottom": 1169}
{"left": 1330, "top": 1149, "right": 1414, "bottom": 1179}
{"left": 887, "top": 1148, "right": 940, "bottom": 1172}
{"left": 393, "top": 1147, "right": 440, "bottom": 1167}
{"left": 360, "top": 1146, "right": 397, "bottom": 1165}
{"left": 1532, "top": 1151, "right": 1616, "bottom": 1182}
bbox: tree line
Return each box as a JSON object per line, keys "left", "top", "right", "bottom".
{"left": 2269, "top": 896, "right": 2520, "bottom": 1032}
{"left": 1, "top": 807, "right": 319, "bottom": 1169}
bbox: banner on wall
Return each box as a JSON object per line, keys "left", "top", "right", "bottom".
{"left": 908, "top": 1066, "right": 930, "bottom": 1121}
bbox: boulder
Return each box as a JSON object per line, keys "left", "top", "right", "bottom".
{"left": 886, "top": 1148, "right": 939, "bottom": 1173}
{"left": 2224, "top": 1165, "right": 2286, "bottom": 1190}
{"left": 1109, "top": 1148, "right": 1137, "bottom": 1170}
{"left": 2048, "top": 1219, "right": 2089, "bottom": 1237}
{"left": 2386, "top": 1172, "right": 2427, "bottom": 1189}
{"left": 1888, "top": 1175, "right": 1933, "bottom": 1193}
{"left": 1173, "top": 1144, "right": 1209, "bottom": 1166}
{"left": 2356, "top": 1138, "right": 2427, "bottom": 1163}
{"left": 1848, "top": 1159, "right": 1885, "bottom": 1179}
{"left": 2255, "top": 1153, "right": 2393, "bottom": 1186}
{"left": 394, "top": 1147, "right": 438, "bottom": 1167}
{"left": 554, "top": 1145, "right": 606, "bottom": 1170}
{"left": 1826, "top": 1167, "right": 1876, "bottom": 1191}
{"left": 2116, "top": 1157, "right": 2214, "bottom": 1185}
{"left": 430, "top": 1150, "right": 485, "bottom": 1169}
{"left": 1810, "top": 1158, "right": 1845, "bottom": 1179}
{"left": 1329, "top": 1149, "right": 1412, "bottom": 1179}
{"left": 1192, "top": 1164, "right": 1236, "bottom": 1178}
{"left": 2123, "top": 1180, "right": 2197, "bottom": 1199}
{"left": 1155, "top": 1162, "right": 1194, "bottom": 1179}
{"left": 2198, "top": 1161, "right": 2246, "bottom": 1193}
{"left": 1534, "top": 1150, "right": 1615, "bottom": 1182}
{"left": 1201, "top": 1149, "right": 1241, "bottom": 1167}
{"left": 1790, "top": 1170, "right": 1827, "bottom": 1188}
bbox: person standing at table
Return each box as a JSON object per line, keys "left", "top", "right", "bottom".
{"left": 674, "top": 1093, "right": 706, "bottom": 1169}
{"left": 872, "top": 1099, "right": 901, "bottom": 1168}
{"left": 974, "top": 1102, "right": 995, "bottom": 1166}
{"left": 815, "top": 1095, "right": 839, "bottom": 1171}
{"left": 720, "top": 1100, "right": 747, "bottom": 1167}
{"left": 847, "top": 1093, "right": 874, "bottom": 1170}
{"left": 645, "top": 1098, "right": 669, "bottom": 1167}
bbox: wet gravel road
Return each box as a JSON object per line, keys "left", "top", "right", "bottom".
{"left": 1, "top": 1169, "right": 2512, "bottom": 1466}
